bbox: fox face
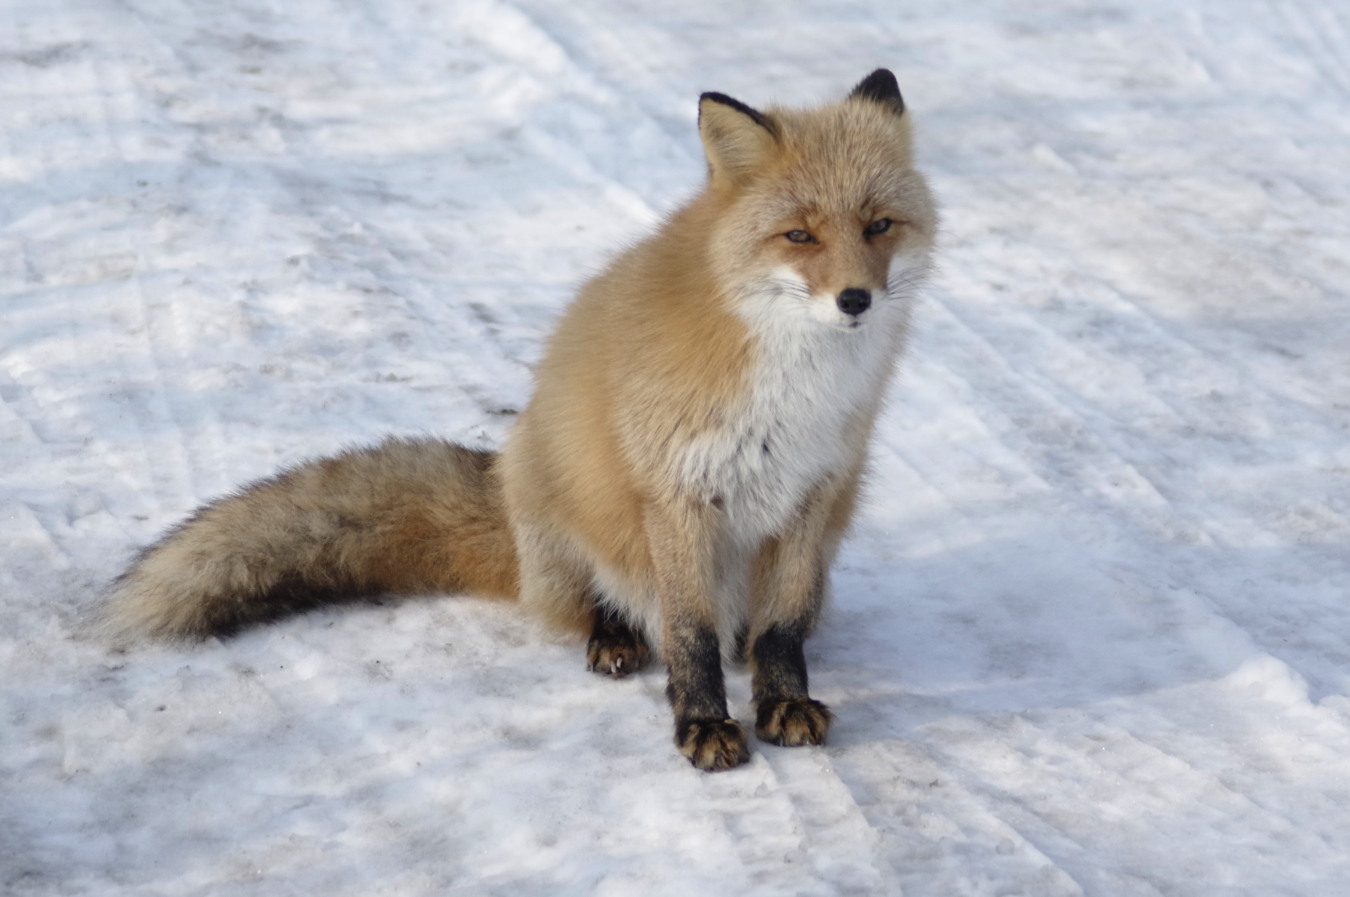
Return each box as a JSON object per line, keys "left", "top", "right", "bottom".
{"left": 638, "top": 73, "right": 940, "bottom": 566}
{"left": 698, "top": 71, "right": 937, "bottom": 333}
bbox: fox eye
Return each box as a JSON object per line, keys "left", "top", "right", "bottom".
{"left": 784, "top": 229, "right": 815, "bottom": 244}
{"left": 864, "top": 218, "right": 892, "bottom": 236}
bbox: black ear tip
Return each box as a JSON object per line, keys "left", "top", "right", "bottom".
{"left": 850, "top": 68, "right": 905, "bottom": 113}
{"left": 699, "top": 91, "right": 772, "bottom": 129}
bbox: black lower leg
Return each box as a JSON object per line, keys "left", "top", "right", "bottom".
{"left": 666, "top": 625, "right": 748, "bottom": 770}
{"left": 751, "top": 621, "right": 832, "bottom": 746}
{"left": 751, "top": 621, "right": 810, "bottom": 702}
{"left": 666, "top": 624, "right": 729, "bottom": 731}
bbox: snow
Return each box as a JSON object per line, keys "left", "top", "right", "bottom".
{"left": 3, "top": 0, "right": 1349, "bottom": 893}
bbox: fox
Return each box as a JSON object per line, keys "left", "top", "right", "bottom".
{"left": 104, "top": 69, "right": 938, "bottom": 771}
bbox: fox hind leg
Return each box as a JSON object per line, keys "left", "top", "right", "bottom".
{"left": 512, "top": 521, "right": 597, "bottom": 637}
{"left": 586, "top": 602, "right": 649, "bottom": 677}
{"left": 513, "top": 521, "right": 649, "bottom": 677}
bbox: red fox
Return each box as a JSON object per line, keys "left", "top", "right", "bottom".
{"left": 106, "top": 69, "right": 938, "bottom": 771}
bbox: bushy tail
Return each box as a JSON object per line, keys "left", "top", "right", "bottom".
{"left": 104, "top": 437, "right": 519, "bottom": 642}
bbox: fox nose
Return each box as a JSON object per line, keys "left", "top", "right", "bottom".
{"left": 836, "top": 288, "right": 872, "bottom": 317}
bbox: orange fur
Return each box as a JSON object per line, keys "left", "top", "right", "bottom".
{"left": 105, "top": 70, "right": 937, "bottom": 771}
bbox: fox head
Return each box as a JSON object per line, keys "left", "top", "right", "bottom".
{"left": 697, "top": 69, "right": 937, "bottom": 332}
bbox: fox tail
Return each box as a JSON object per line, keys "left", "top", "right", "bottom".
{"left": 103, "top": 437, "right": 519, "bottom": 642}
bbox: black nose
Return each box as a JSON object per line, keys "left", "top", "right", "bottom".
{"left": 837, "top": 288, "right": 872, "bottom": 316}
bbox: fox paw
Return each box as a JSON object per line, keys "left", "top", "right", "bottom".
{"left": 755, "top": 698, "right": 833, "bottom": 747}
{"left": 585, "top": 629, "right": 649, "bottom": 678}
{"left": 677, "top": 719, "right": 751, "bottom": 771}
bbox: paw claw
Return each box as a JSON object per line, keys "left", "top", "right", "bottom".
{"left": 586, "top": 629, "right": 650, "bottom": 679}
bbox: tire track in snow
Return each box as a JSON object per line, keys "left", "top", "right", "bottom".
{"left": 757, "top": 750, "right": 893, "bottom": 894}
{"left": 926, "top": 240, "right": 1345, "bottom": 553}
{"left": 906, "top": 291, "right": 1183, "bottom": 537}
{"left": 1275, "top": 0, "right": 1350, "bottom": 97}
{"left": 496, "top": 0, "right": 708, "bottom": 207}
{"left": 679, "top": 747, "right": 893, "bottom": 895}
{"left": 120, "top": 268, "right": 205, "bottom": 509}
{"left": 82, "top": 36, "right": 206, "bottom": 514}
{"left": 903, "top": 284, "right": 1350, "bottom": 695}
{"left": 908, "top": 689, "right": 1350, "bottom": 896}
{"left": 503, "top": 0, "right": 702, "bottom": 148}
{"left": 624, "top": 658, "right": 896, "bottom": 890}
{"left": 827, "top": 736, "right": 1089, "bottom": 896}
{"left": 0, "top": 20, "right": 204, "bottom": 549}
{"left": 0, "top": 368, "right": 44, "bottom": 447}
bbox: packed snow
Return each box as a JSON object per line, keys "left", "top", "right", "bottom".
{"left": 3, "top": 0, "right": 1349, "bottom": 894}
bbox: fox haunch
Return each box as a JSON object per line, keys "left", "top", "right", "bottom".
{"left": 105, "top": 69, "right": 938, "bottom": 771}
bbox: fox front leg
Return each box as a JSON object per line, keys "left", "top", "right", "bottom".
{"left": 747, "top": 476, "right": 857, "bottom": 746}
{"left": 749, "top": 614, "right": 834, "bottom": 746}
{"left": 645, "top": 496, "right": 750, "bottom": 771}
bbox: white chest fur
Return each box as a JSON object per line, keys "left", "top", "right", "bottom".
{"left": 677, "top": 287, "right": 907, "bottom": 543}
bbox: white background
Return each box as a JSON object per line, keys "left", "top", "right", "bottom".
{"left": 2, "top": 1, "right": 1348, "bottom": 893}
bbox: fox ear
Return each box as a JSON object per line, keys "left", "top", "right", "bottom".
{"left": 698, "top": 92, "right": 778, "bottom": 186}
{"left": 848, "top": 68, "right": 905, "bottom": 116}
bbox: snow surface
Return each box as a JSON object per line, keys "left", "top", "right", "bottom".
{"left": 3, "top": 0, "right": 1349, "bottom": 894}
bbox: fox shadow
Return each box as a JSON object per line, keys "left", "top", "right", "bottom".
{"left": 809, "top": 528, "right": 1344, "bottom": 743}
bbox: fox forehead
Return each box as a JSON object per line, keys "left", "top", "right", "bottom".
{"left": 769, "top": 105, "right": 915, "bottom": 192}
{"left": 728, "top": 106, "right": 933, "bottom": 230}
{"left": 760, "top": 182, "right": 926, "bottom": 227}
